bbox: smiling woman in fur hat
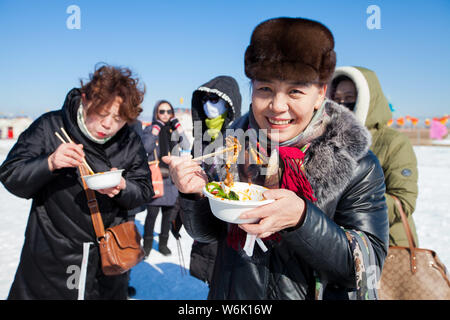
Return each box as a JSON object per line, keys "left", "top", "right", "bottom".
{"left": 164, "top": 17, "right": 389, "bottom": 300}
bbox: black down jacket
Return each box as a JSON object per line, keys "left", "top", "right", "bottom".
{"left": 180, "top": 100, "right": 389, "bottom": 300}
{"left": 0, "top": 88, "right": 153, "bottom": 300}
{"left": 189, "top": 76, "right": 242, "bottom": 284}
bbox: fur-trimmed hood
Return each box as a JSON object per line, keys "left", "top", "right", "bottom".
{"left": 304, "top": 99, "right": 371, "bottom": 208}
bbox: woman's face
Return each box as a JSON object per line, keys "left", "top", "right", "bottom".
{"left": 333, "top": 79, "right": 356, "bottom": 104}
{"left": 251, "top": 79, "right": 326, "bottom": 142}
{"left": 157, "top": 103, "right": 173, "bottom": 123}
{"left": 83, "top": 96, "right": 127, "bottom": 140}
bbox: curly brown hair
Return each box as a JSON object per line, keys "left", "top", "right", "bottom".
{"left": 80, "top": 64, "right": 145, "bottom": 122}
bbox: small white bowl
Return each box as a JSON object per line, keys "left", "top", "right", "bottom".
{"left": 203, "top": 182, "right": 274, "bottom": 224}
{"left": 82, "top": 169, "right": 124, "bottom": 190}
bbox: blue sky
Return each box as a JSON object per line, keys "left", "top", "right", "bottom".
{"left": 0, "top": 0, "right": 449, "bottom": 120}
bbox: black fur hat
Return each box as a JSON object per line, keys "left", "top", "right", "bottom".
{"left": 244, "top": 17, "right": 336, "bottom": 84}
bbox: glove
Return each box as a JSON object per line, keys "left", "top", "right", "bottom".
{"left": 170, "top": 117, "right": 181, "bottom": 131}
{"left": 151, "top": 119, "right": 165, "bottom": 134}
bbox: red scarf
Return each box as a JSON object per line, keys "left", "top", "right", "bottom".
{"left": 226, "top": 144, "right": 317, "bottom": 251}
{"left": 276, "top": 145, "right": 317, "bottom": 202}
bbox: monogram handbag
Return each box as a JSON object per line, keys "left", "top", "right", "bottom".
{"left": 79, "top": 166, "right": 145, "bottom": 276}
{"left": 379, "top": 195, "right": 450, "bottom": 299}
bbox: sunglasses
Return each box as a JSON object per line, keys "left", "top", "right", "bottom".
{"left": 201, "top": 94, "right": 220, "bottom": 104}
{"left": 158, "top": 109, "right": 173, "bottom": 115}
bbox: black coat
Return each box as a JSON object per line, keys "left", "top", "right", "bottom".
{"left": 141, "top": 104, "right": 190, "bottom": 208}
{"left": 0, "top": 89, "right": 153, "bottom": 299}
{"left": 180, "top": 101, "right": 389, "bottom": 299}
{"left": 190, "top": 75, "right": 242, "bottom": 170}
{"left": 188, "top": 76, "right": 242, "bottom": 284}
{"left": 191, "top": 75, "right": 242, "bottom": 142}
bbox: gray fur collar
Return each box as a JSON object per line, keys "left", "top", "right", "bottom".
{"left": 304, "top": 100, "right": 371, "bottom": 208}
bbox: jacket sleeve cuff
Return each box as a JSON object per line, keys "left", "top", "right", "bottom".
{"left": 280, "top": 199, "right": 317, "bottom": 241}
{"left": 280, "top": 200, "right": 355, "bottom": 286}
{"left": 114, "top": 179, "right": 153, "bottom": 209}
{"left": 179, "top": 192, "right": 224, "bottom": 242}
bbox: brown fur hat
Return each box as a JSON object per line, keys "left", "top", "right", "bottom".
{"left": 244, "top": 17, "right": 336, "bottom": 84}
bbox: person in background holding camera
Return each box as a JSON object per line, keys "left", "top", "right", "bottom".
{"left": 141, "top": 100, "right": 190, "bottom": 256}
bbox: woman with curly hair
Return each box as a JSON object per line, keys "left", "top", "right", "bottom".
{"left": 0, "top": 64, "right": 154, "bottom": 300}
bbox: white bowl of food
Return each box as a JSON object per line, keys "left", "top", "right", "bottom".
{"left": 82, "top": 169, "right": 124, "bottom": 190}
{"left": 202, "top": 181, "right": 274, "bottom": 224}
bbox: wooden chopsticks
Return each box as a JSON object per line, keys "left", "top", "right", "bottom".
{"left": 192, "top": 145, "right": 236, "bottom": 162}
{"left": 146, "top": 148, "right": 224, "bottom": 163}
{"left": 54, "top": 127, "right": 95, "bottom": 175}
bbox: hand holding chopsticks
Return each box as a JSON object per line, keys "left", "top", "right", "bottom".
{"left": 52, "top": 128, "right": 95, "bottom": 175}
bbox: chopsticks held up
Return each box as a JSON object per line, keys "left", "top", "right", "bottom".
{"left": 54, "top": 128, "right": 95, "bottom": 175}
{"left": 150, "top": 149, "right": 218, "bottom": 163}
{"left": 192, "top": 136, "right": 242, "bottom": 162}
{"left": 192, "top": 145, "right": 236, "bottom": 162}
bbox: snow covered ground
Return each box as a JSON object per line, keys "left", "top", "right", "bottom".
{"left": 0, "top": 139, "right": 448, "bottom": 299}
{"left": 409, "top": 146, "right": 450, "bottom": 266}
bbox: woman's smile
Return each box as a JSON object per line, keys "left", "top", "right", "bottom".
{"left": 266, "top": 117, "right": 294, "bottom": 129}
{"left": 251, "top": 79, "right": 326, "bottom": 142}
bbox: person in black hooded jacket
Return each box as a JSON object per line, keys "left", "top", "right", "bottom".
{"left": 0, "top": 65, "right": 153, "bottom": 300}
{"left": 188, "top": 76, "right": 241, "bottom": 285}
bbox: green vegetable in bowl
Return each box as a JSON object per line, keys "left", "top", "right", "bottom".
{"left": 227, "top": 190, "right": 239, "bottom": 200}
{"left": 206, "top": 182, "right": 239, "bottom": 201}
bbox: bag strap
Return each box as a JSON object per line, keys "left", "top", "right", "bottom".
{"left": 153, "top": 147, "right": 160, "bottom": 167}
{"left": 390, "top": 194, "right": 417, "bottom": 273}
{"left": 78, "top": 165, "right": 106, "bottom": 241}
